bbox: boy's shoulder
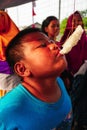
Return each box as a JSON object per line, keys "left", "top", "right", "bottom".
{"left": 0, "top": 84, "right": 24, "bottom": 110}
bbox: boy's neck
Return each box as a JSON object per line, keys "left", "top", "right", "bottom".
{"left": 22, "top": 77, "right": 61, "bottom": 103}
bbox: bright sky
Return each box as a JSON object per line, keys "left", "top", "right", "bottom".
{"left": 7, "top": 0, "right": 87, "bottom": 28}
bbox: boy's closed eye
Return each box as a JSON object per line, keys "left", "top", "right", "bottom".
{"left": 36, "top": 43, "right": 47, "bottom": 48}
{"left": 35, "top": 39, "right": 55, "bottom": 49}
{"left": 36, "top": 41, "right": 54, "bottom": 48}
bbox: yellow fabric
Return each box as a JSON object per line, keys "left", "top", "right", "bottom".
{"left": 0, "top": 11, "right": 19, "bottom": 97}
{"left": 0, "top": 90, "right": 7, "bottom": 97}
{"left": 0, "top": 10, "right": 19, "bottom": 61}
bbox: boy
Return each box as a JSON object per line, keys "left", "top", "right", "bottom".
{"left": 0, "top": 28, "right": 72, "bottom": 130}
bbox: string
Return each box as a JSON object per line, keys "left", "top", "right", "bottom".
{"left": 32, "top": 0, "right": 36, "bottom": 28}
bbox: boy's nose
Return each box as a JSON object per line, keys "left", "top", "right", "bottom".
{"left": 49, "top": 43, "right": 59, "bottom": 50}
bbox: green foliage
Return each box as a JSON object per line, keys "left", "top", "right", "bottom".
{"left": 80, "top": 10, "right": 87, "bottom": 33}
{"left": 83, "top": 17, "right": 87, "bottom": 34}
{"left": 83, "top": 17, "right": 87, "bottom": 29}
{"left": 60, "top": 18, "right": 67, "bottom": 35}
{"left": 80, "top": 10, "right": 87, "bottom": 17}
{"left": 60, "top": 12, "right": 87, "bottom": 35}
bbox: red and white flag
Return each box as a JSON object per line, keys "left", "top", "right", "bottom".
{"left": 32, "top": 1, "right": 36, "bottom": 16}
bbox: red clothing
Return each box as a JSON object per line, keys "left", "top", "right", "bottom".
{"left": 60, "top": 11, "right": 87, "bottom": 75}
{"left": 65, "top": 31, "right": 87, "bottom": 74}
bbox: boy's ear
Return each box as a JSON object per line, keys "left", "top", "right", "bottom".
{"left": 14, "top": 62, "right": 31, "bottom": 77}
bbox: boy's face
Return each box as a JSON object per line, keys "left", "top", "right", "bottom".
{"left": 18, "top": 32, "right": 67, "bottom": 78}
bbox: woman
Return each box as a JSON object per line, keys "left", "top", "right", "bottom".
{"left": 60, "top": 11, "right": 87, "bottom": 76}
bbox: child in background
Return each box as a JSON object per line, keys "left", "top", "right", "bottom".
{"left": 41, "top": 16, "right": 60, "bottom": 42}
{"left": 0, "top": 27, "right": 72, "bottom": 130}
{"left": 0, "top": 10, "right": 21, "bottom": 97}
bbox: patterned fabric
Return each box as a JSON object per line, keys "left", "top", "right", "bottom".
{"left": 0, "top": 10, "right": 19, "bottom": 61}
{"left": 0, "top": 10, "right": 20, "bottom": 97}
{"left": 70, "top": 71, "right": 87, "bottom": 130}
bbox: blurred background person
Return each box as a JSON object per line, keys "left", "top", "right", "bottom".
{"left": 60, "top": 11, "right": 87, "bottom": 76}
{"left": 60, "top": 11, "right": 87, "bottom": 129}
{"left": 41, "top": 16, "right": 60, "bottom": 42}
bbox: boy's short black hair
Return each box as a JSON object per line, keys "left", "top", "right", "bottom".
{"left": 5, "top": 27, "right": 41, "bottom": 70}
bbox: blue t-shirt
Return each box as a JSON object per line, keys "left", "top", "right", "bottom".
{"left": 0, "top": 77, "right": 72, "bottom": 130}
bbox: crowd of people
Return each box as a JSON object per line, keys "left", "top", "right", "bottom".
{"left": 0, "top": 9, "right": 87, "bottom": 130}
